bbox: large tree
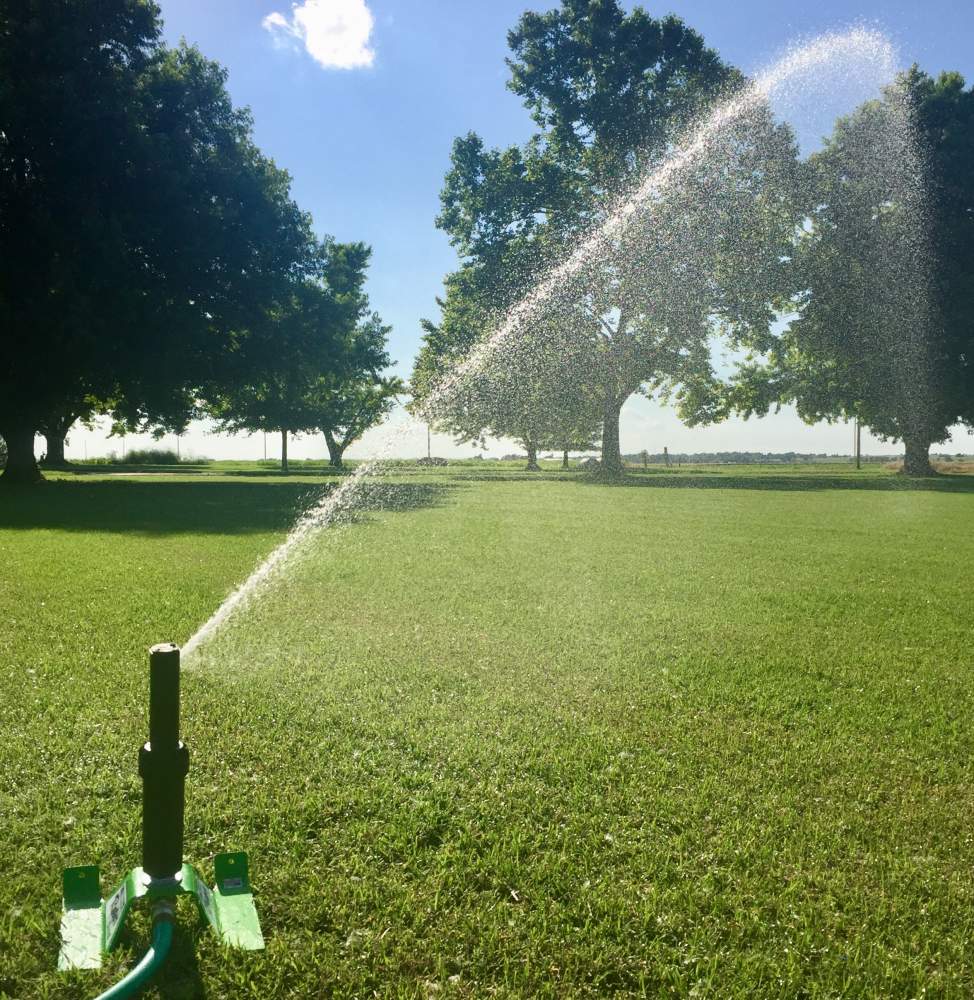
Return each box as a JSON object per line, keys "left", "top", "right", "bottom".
{"left": 206, "top": 282, "right": 329, "bottom": 473}
{"left": 314, "top": 315, "right": 402, "bottom": 469}
{"left": 0, "top": 0, "right": 318, "bottom": 483}
{"left": 209, "top": 243, "right": 386, "bottom": 473}
{"left": 416, "top": 0, "right": 800, "bottom": 475}
{"left": 722, "top": 70, "right": 974, "bottom": 475}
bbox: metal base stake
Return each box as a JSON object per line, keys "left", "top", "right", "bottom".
{"left": 59, "top": 854, "right": 264, "bottom": 970}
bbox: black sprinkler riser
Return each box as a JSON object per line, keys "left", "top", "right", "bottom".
{"left": 139, "top": 740, "right": 189, "bottom": 880}
{"left": 140, "top": 643, "right": 189, "bottom": 880}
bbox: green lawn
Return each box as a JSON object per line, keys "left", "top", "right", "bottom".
{"left": 2, "top": 466, "right": 973, "bottom": 998}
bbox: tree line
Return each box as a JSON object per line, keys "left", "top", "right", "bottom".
{"left": 411, "top": 0, "right": 973, "bottom": 477}
{"left": 0, "top": 0, "right": 399, "bottom": 484}
{"left": 623, "top": 452, "right": 922, "bottom": 466}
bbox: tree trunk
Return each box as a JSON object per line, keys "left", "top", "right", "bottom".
{"left": 524, "top": 438, "right": 540, "bottom": 471}
{"left": 902, "top": 434, "right": 934, "bottom": 476}
{"left": 281, "top": 429, "right": 289, "bottom": 474}
{"left": 324, "top": 430, "right": 344, "bottom": 469}
{"left": 0, "top": 422, "right": 42, "bottom": 485}
{"left": 40, "top": 410, "right": 77, "bottom": 468}
{"left": 600, "top": 396, "right": 624, "bottom": 476}
{"left": 44, "top": 430, "right": 67, "bottom": 467}
{"left": 562, "top": 449, "right": 569, "bottom": 469}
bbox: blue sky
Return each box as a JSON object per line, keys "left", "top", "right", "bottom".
{"left": 67, "top": 1, "right": 974, "bottom": 461}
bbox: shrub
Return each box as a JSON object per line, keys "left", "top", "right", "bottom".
{"left": 119, "top": 448, "right": 181, "bottom": 465}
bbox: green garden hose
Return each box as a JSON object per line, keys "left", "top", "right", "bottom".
{"left": 93, "top": 904, "right": 173, "bottom": 1000}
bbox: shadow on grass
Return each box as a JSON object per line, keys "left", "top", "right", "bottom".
{"left": 574, "top": 471, "right": 974, "bottom": 493}
{"left": 0, "top": 479, "right": 455, "bottom": 535}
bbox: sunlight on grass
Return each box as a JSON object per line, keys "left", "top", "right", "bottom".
{"left": 2, "top": 469, "right": 973, "bottom": 997}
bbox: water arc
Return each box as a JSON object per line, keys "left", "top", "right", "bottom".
{"left": 182, "top": 26, "right": 916, "bottom": 661}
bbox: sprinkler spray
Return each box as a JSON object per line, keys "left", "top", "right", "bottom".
{"left": 58, "top": 644, "right": 263, "bottom": 992}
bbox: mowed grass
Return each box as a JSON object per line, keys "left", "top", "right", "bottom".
{"left": 2, "top": 467, "right": 974, "bottom": 998}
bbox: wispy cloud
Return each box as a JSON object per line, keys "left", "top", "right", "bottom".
{"left": 262, "top": 0, "right": 376, "bottom": 70}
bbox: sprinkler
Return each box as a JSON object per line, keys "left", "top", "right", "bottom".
{"left": 58, "top": 644, "right": 263, "bottom": 994}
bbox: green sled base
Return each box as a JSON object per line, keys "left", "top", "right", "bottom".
{"left": 59, "top": 851, "right": 264, "bottom": 971}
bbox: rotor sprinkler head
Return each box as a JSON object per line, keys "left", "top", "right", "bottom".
{"left": 149, "top": 643, "right": 181, "bottom": 751}
{"left": 58, "top": 642, "right": 263, "bottom": 975}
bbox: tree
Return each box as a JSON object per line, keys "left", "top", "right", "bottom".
{"left": 547, "top": 405, "right": 603, "bottom": 470}
{"left": 209, "top": 243, "right": 383, "bottom": 473}
{"left": 896, "top": 69, "right": 973, "bottom": 469}
{"left": 0, "top": 1, "right": 318, "bottom": 483}
{"left": 417, "top": 267, "right": 604, "bottom": 470}
{"left": 319, "top": 376, "right": 403, "bottom": 469}
{"left": 416, "top": 0, "right": 799, "bottom": 476}
{"left": 722, "top": 70, "right": 974, "bottom": 475}
{"left": 1, "top": 0, "right": 154, "bottom": 482}
{"left": 38, "top": 399, "right": 97, "bottom": 468}
{"left": 208, "top": 278, "right": 343, "bottom": 474}
{"left": 314, "top": 316, "right": 403, "bottom": 469}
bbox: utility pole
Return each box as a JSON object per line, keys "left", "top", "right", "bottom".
{"left": 263, "top": 432, "right": 267, "bottom": 462}
{"left": 427, "top": 425, "right": 431, "bottom": 461}
{"left": 854, "top": 416, "right": 861, "bottom": 470}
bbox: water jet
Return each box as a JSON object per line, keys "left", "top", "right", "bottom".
{"left": 179, "top": 27, "right": 919, "bottom": 663}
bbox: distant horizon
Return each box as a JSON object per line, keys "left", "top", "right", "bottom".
{"left": 44, "top": 403, "right": 974, "bottom": 466}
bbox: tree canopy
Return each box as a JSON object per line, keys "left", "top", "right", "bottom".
{"left": 0, "top": 0, "right": 319, "bottom": 482}
{"left": 207, "top": 242, "right": 393, "bottom": 472}
{"left": 721, "top": 69, "right": 974, "bottom": 475}
{"left": 413, "top": 0, "right": 800, "bottom": 474}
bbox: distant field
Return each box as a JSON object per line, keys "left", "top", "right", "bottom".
{"left": 2, "top": 465, "right": 973, "bottom": 997}
{"left": 48, "top": 454, "right": 974, "bottom": 480}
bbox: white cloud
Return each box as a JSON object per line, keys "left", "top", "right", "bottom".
{"left": 262, "top": 0, "right": 375, "bottom": 70}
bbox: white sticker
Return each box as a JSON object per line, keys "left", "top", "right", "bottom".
{"left": 104, "top": 879, "right": 128, "bottom": 945}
